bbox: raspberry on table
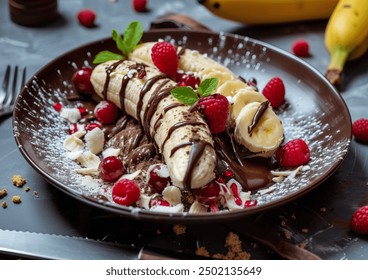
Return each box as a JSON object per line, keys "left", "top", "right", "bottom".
{"left": 132, "top": 0, "right": 148, "bottom": 12}
{"left": 151, "top": 41, "right": 178, "bottom": 78}
{"left": 197, "top": 94, "right": 229, "bottom": 134}
{"left": 276, "top": 138, "right": 310, "bottom": 168}
{"left": 262, "top": 77, "right": 285, "bottom": 108}
{"left": 351, "top": 205, "right": 368, "bottom": 234}
{"left": 291, "top": 39, "right": 310, "bottom": 57}
{"left": 77, "top": 9, "right": 96, "bottom": 28}
{"left": 112, "top": 179, "right": 141, "bottom": 206}
{"left": 352, "top": 118, "right": 368, "bottom": 142}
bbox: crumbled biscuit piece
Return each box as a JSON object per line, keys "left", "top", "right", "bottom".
{"left": 12, "top": 195, "right": 21, "bottom": 204}
{"left": 1, "top": 201, "right": 7, "bottom": 208}
{"left": 0, "top": 188, "right": 7, "bottom": 198}
{"left": 173, "top": 224, "right": 186, "bottom": 235}
{"left": 195, "top": 247, "right": 210, "bottom": 257}
{"left": 12, "top": 175, "right": 26, "bottom": 187}
{"left": 24, "top": 186, "right": 30, "bottom": 192}
{"left": 225, "top": 232, "right": 243, "bottom": 253}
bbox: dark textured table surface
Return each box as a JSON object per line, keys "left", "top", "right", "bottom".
{"left": 1, "top": 0, "right": 367, "bottom": 260}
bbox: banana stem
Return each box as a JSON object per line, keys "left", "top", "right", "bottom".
{"left": 325, "top": 47, "right": 350, "bottom": 86}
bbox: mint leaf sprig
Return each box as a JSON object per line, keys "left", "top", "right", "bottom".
{"left": 171, "top": 78, "right": 219, "bottom": 105}
{"left": 93, "top": 21, "right": 143, "bottom": 64}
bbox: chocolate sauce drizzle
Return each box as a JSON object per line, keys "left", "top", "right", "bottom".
{"left": 248, "top": 101, "right": 270, "bottom": 134}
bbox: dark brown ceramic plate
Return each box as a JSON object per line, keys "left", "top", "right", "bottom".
{"left": 13, "top": 30, "right": 351, "bottom": 223}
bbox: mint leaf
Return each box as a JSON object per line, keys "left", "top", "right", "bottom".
{"left": 198, "top": 78, "right": 218, "bottom": 97}
{"left": 121, "top": 21, "right": 143, "bottom": 55}
{"left": 93, "top": 51, "right": 125, "bottom": 64}
{"left": 171, "top": 87, "right": 198, "bottom": 105}
{"left": 112, "top": 29, "right": 125, "bottom": 53}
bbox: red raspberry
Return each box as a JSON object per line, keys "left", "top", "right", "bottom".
{"left": 132, "top": 0, "right": 147, "bottom": 12}
{"left": 72, "top": 67, "right": 93, "bottom": 94}
{"left": 197, "top": 93, "right": 229, "bottom": 134}
{"left": 351, "top": 205, "right": 368, "bottom": 234}
{"left": 98, "top": 156, "right": 125, "bottom": 182}
{"left": 151, "top": 42, "right": 178, "bottom": 78}
{"left": 262, "top": 77, "right": 285, "bottom": 108}
{"left": 112, "top": 179, "right": 140, "bottom": 206}
{"left": 276, "top": 138, "right": 310, "bottom": 167}
{"left": 77, "top": 9, "right": 96, "bottom": 28}
{"left": 292, "top": 39, "right": 310, "bottom": 57}
{"left": 352, "top": 118, "right": 368, "bottom": 142}
{"left": 192, "top": 180, "right": 221, "bottom": 206}
{"left": 176, "top": 72, "right": 200, "bottom": 89}
{"left": 94, "top": 100, "right": 119, "bottom": 124}
{"left": 146, "top": 164, "right": 171, "bottom": 194}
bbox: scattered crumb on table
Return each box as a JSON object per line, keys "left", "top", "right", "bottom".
{"left": 0, "top": 188, "right": 7, "bottom": 198}
{"left": 1, "top": 201, "right": 7, "bottom": 208}
{"left": 12, "top": 175, "right": 26, "bottom": 187}
{"left": 173, "top": 224, "right": 186, "bottom": 235}
{"left": 24, "top": 186, "right": 30, "bottom": 192}
{"left": 12, "top": 195, "right": 21, "bottom": 204}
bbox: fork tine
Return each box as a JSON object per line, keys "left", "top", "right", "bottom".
{"left": 0, "top": 65, "right": 10, "bottom": 104}
{"left": 10, "top": 66, "right": 19, "bottom": 105}
{"left": 21, "top": 67, "right": 27, "bottom": 88}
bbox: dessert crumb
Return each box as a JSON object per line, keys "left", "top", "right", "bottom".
{"left": 195, "top": 232, "right": 251, "bottom": 260}
{"left": 1, "top": 201, "right": 7, "bottom": 208}
{"left": 195, "top": 247, "right": 210, "bottom": 257}
{"left": 32, "top": 191, "right": 39, "bottom": 198}
{"left": 12, "top": 175, "right": 26, "bottom": 187}
{"left": 173, "top": 224, "right": 186, "bottom": 235}
{"left": 24, "top": 186, "right": 30, "bottom": 192}
{"left": 320, "top": 207, "right": 327, "bottom": 213}
{"left": 0, "top": 188, "right": 7, "bottom": 199}
{"left": 12, "top": 195, "right": 21, "bottom": 204}
{"left": 283, "top": 229, "right": 293, "bottom": 240}
{"left": 301, "top": 228, "right": 309, "bottom": 233}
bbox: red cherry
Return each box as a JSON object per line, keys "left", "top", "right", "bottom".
{"left": 146, "top": 164, "right": 171, "bottom": 194}
{"left": 192, "top": 180, "right": 221, "bottom": 206}
{"left": 112, "top": 179, "right": 140, "bottom": 206}
{"left": 176, "top": 72, "right": 200, "bottom": 89}
{"left": 72, "top": 67, "right": 93, "bottom": 94}
{"left": 77, "top": 9, "right": 96, "bottom": 28}
{"left": 94, "top": 100, "right": 119, "bottom": 124}
{"left": 98, "top": 156, "right": 125, "bottom": 182}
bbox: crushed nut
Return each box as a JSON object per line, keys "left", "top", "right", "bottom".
{"left": 12, "top": 175, "right": 26, "bottom": 187}
{"left": 173, "top": 224, "right": 186, "bottom": 235}
{"left": 12, "top": 195, "right": 21, "bottom": 204}
{"left": 1, "top": 201, "right": 7, "bottom": 208}
{"left": 0, "top": 188, "right": 7, "bottom": 199}
{"left": 24, "top": 186, "right": 30, "bottom": 192}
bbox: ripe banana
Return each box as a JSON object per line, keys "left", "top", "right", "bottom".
{"left": 129, "top": 42, "right": 284, "bottom": 157}
{"left": 235, "top": 102, "right": 284, "bottom": 157}
{"left": 91, "top": 59, "right": 217, "bottom": 189}
{"left": 325, "top": 0, "right": 368, "bottom": 85}
{"left": 198, "top": 0, "right": 339, "bottom": 24}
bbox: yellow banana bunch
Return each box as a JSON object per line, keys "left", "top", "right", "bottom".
{"left": 198, "top": 0, "right": 339, "bottom": 24}
{"left": 325, "top": 0, "right": 368, "bottom": 85}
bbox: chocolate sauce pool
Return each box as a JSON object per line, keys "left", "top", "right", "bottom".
{"left": 96, "top": 60, "right": 275, "bottom": 193}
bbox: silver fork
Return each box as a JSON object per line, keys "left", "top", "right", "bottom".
{"left": 0, "top": 65, "right": 27, "bottom": 119}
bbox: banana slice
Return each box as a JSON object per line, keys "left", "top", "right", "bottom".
{"left": 234, "top": 101, "right": 284, "bottom": 157}
{"left": 91, "top": 60, "right": 217, "bottom": 189}
{"left": 231, "top": 88, "right": 267, "bottom": 120}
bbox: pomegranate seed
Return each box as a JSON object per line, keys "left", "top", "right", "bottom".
{"left": 68, "top": 123, "right": 78, "bottom": 134}
{"left": 192, "top": 180, "right": 221, "bottom": 206}
{"left": 224, "top": 169, "right": 234, "bottom": 178}
{"left": 150, "top": 196, "right": 170, "bottom": 207}
{"left": 244, "top": 199, "right": 257, "bottom": 208}
{"left": 53, "top": 102, "right": 62, "bottom": 112}
{"left": 86, "top": 122, "right": 102, "bottom": 131}
{"left": 146, "top": 164, "right": 171, "bottom": 194}
{"left": 98, "top": 156, "right": 125, "bottom": 182}
{"left": 216, "top": 176, "right": 225, "bottom": 184}
{"left": 72, "top": 67, "right": 94, "bottom": 94}
{"left": 229, "top": 183, "right": 242, "bottom": 206}
{"left": 77, "top": 105, "right": 88, "bottom": 115}
{"left": 209, "top": 203, "right": 219, "bottom": 212}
